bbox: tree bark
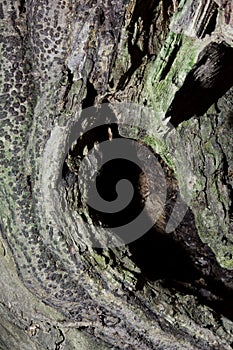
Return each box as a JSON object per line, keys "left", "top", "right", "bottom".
{"left": 0, "top": 0, "right": 233, "bottom": 349}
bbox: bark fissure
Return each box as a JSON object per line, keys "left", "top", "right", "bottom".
{"left": 1, "top": 0, "right": 233, "bottom": 349}
{"left": 167, "top": 42, "right": 233, "bottom": 126}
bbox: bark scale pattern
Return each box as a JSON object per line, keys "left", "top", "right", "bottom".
{"left": 0, "top": 0, "right": 233, "bottom": 349}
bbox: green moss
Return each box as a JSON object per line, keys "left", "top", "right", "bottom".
{"left": 145, "top": 32, "right": 207, "bottom": 114}
{"left": 142, "top": 134, "right": 176, "bottom": 172}
{"left": 144, "top": 30, "right": 233, "bottom": 269}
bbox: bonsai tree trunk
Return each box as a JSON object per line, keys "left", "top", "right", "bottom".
{"left": 0, "top": 0, "right": 233, "bottom": 349}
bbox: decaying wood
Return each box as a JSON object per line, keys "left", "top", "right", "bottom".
{"left": 0, "top": 0, "right": 233, "bottom": 349}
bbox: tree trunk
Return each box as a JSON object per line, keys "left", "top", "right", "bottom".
{"left": 1, "top": 0, "right": 233, "bottom": 349}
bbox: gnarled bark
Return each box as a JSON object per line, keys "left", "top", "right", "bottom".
{"left": 0, "top": 0, "right": 233, "bottom": 349}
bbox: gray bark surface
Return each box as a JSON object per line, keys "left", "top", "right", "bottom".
{"left": 0, "top": 0, "right": 233, "bottom": 349}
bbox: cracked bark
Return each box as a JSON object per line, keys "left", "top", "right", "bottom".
{"left": 0, "top": 0, "right": 233, "bottom": 349}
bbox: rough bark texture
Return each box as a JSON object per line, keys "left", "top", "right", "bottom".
{"left": 0, "top": 0, "right": 233, "bottom": 349}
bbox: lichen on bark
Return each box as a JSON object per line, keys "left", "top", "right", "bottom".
{"left": 0, "top": 0, "right": 233, "bottom": 349}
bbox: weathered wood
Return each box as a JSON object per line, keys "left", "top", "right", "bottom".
{"left": 0, "top": 0, "right": 233, "bottom": 349}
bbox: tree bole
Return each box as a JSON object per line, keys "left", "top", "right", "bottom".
{"left": 0, "top": 0, "right": 233, "bottom": 349}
